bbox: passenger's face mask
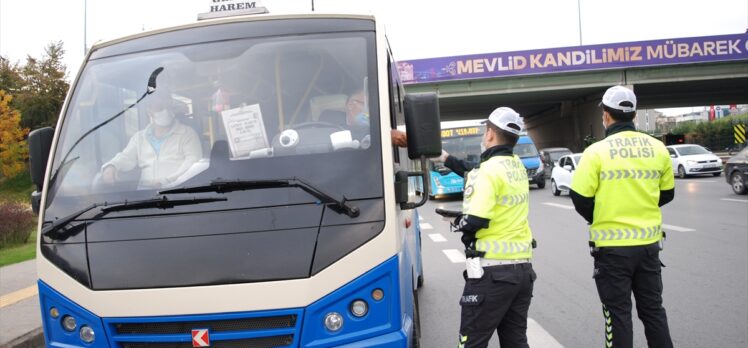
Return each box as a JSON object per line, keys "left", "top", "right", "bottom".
{"left": 152, "top": 109, "right": 174, "bottom": 127}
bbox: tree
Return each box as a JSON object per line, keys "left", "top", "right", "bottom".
{"left": 15, "top": 41, "right": 69, "bottom": 129}
{"left": 0, "top": 56, "right": 22, "bottom": 95}
{"left": 0, "top": 90, "right": 28, "bottom": 178}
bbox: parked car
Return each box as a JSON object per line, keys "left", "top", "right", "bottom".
{"left": 666, "top": 144, "right": 723, "bottom": 178}
{"left": 550, "top": 153, "right": 583, "bottom": 196}
{"left": 540, "top": 147, "right": 572, "bottom": 178}
{"left": 724, "top": 147, "right": 748, "bottom": 195}
{"left": 515, "top": 135, "right": 545, "bottom": 188}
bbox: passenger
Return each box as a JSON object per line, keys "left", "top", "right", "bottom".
{"left": 101, "top": 91, "right": 202, "bottom": 188}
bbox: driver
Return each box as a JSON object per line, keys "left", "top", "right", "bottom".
{"left": 101, "top": 90, "right": 202, "bottom": 188}
{"left": 344, "top": 89, "right": 407, "bottom": 147}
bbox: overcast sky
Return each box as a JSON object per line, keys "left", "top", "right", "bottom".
{"left": 1, "top": 0, "right": 747, "bottom": 115}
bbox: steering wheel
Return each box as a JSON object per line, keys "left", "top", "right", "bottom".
{"left": 288, "top": 121, "right": 346, "bottom": 131}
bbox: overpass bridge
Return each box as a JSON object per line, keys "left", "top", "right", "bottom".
{"left": 400, "top": 33, "right": 748, "bottom": 151}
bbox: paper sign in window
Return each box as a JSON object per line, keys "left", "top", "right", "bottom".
{"left": 221, "top": 104, "right": 269, "bottom": 159}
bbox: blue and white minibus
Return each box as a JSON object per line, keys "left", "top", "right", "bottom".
{"left": 27, "top": 6, "right": 441, "bottom": 348}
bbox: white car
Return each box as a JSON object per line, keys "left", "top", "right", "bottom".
{"left": 666, "top": 144, "right": 723, "bottom": 178}
{"left": 550, "top": 153, "right": 583, "bottom": 196}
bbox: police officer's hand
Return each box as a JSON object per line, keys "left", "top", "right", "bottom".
{"left": 452, "top": 214, "right": 466, "bottom": 231}
{"left": 437, "top": 149, "right": 449, "bottom": 163}
{"left": 461, "top": 233, "right": 475, "bottom": 250}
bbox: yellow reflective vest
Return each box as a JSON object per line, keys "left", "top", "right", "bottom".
{"left": 571, "top": 130, "right": 674, "bottom": 247}
{"left": 462, "top": 154, "right": 533, "bottom": 259}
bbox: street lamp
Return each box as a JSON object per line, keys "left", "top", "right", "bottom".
{"left": 83, "top": 0, "right": 87, "bottom": 55}
{"left": 577, "top": 0, "right": 583, "bottom": 45}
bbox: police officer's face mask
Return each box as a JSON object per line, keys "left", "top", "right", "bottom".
{"left": 480, "top": 131, "right": 488, "bottom": 153}
{"left": 601, "top": 113, "right": 608, "bottom": 130}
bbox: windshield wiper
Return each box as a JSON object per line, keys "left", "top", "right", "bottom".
{"left": 160, "top": 177, "right": 360, "bottom": 218}
{"left": 42, "top": 195, "right": 226, "bottom": 240}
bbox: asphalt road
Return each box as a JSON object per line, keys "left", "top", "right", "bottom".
{"left": 416, "top": 174, "right": 748, "bottom": 348}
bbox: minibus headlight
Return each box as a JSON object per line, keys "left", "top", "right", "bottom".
{"left": 324, "top": 312, "right": 343, "bottom": 331}
{"left": 79, "top": 325, "right": 95, "bottom": 343}
{"left": 350, "top": 300, "right": 368, "bottom": 317}
{"left": 61, "top": 315, "right": 77, "bottom": 331}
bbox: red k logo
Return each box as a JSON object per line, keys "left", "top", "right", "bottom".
{"left": 192, "top": 329, "right": 210, "bottom": 347}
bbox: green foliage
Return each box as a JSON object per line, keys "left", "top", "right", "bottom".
{"left": 671, "top": 113, "right": 748, "bottom": 150}
{"left": 0, "top": 229, "right": 36, "bottom": 267}
{"left": 0, "top": 171, "right": 34, "bottom": 203}
{"left": 14, "top": 41, "right": 70, "bottom": 129}
{"left": 0, "top": 57, "right": 23, "bottom": 94}
{"left": 0, "top": 41, "right": 70, "bottom": 130}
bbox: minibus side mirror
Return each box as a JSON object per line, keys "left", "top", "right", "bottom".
{"left": 28, "top": 127, "right": 54, "bottom": 213}
{"left": 395, "top": 93, "right": 441, "bottom": 210}
{"left": 403, "top": 92, "right": 441, "bottom": 159}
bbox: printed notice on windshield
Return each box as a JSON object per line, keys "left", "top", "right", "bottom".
{"left": 221, "top": 104, "right": 269, "bottom": 159}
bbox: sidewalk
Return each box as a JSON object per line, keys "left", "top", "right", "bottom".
{"left": 0, "top": 259, "right": 44, "bottom": 348}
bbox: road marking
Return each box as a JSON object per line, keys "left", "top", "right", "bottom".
{"left": 542, "top": 202, "right": 575, "bottom": 210}
{"left": 721, "top": 198, "right": 748, "bottom": 203}
{"left": 442, "top": 249, "right": 466, "bottom": 263}
{"left": 662, "top": 224, "right": 695, "bottom": 232}
{"left": 0, "top": 285, "right": 38, "bottom": 309}
{"left": 428, "top": 233, "right": 447, "bottom": 242}
{"left": 527, "top": 318, "right": 565, "bottom": 347}
{"left": 420, "top": 223, "right": 434, "bottom": 230}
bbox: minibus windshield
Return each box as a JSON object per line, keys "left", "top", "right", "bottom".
{"left": 45, "top": 32, "right": 383, "bottom": 219}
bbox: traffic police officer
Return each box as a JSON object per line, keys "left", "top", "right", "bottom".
{"left": 570, "top": 85, "right": 675, "bottom": 348}
{"left": 454, "top": 107, "right": 536, "bottom": 348}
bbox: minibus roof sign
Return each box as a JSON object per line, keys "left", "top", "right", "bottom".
{"left": 198, "top": 0, "right": 269, "bottom": 20}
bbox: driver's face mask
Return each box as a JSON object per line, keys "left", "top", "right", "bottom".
{"left": 354, "top": 112, "right": 369, "bottom": 126}
{"left": 152, "top": 109, "right": 174, "bottom": 127}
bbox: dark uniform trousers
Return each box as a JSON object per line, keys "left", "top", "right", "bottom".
{"left": 459, "top": 263, "right": 536, "bottom": 348}
{"left": 593, "top": 242, "right": 673, "bottom": 348}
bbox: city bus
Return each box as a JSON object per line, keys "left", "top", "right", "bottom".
{"left": 27, "top": 6, "right": 441, "bottom": 348}
{"left": 425, "top": 121, "right": 484, "bottom": 198}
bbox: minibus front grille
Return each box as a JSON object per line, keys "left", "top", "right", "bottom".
{"left": 105, "top": 309, "right": 302, "bottom": 348}
{"left": 114, "top": 315, "right": 296, "bottom": 334}
{"left": 120, "top": 335, "right": 294, "bottom": 348}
